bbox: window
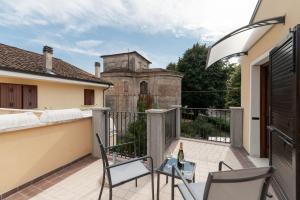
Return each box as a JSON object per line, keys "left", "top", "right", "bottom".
{"left": 0, "top": 83, "right": 37, "bottom": 109}
{"left": 124, "top": 81, "right": 129, "bottom": 93}
{"left": 84, "top": 89, "right": 95, "bottom": 105}
{"left": 140, "top": 81, "right": 148, "bottom": 95}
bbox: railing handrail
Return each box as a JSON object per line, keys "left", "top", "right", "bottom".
{"left": 181, "top": 107, "right": 230, "bottom": 111}
{"left": 165, "top": 108, "right": 177, "bottom": 113}
{"left": 107, "top": 111, "right": 146, "bottom": 114}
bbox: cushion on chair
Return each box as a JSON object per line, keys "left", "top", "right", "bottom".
{"left": 178, "top": 182, "right": 206, "bottom": 200}
{"left": 110, "top": 160, "right": 150, "bottom": 186}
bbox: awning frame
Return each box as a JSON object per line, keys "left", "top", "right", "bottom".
{"left": 206, "top": 16, "right": 285, "bottom": 67}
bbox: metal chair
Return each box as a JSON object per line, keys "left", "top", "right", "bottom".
{"left": 96, "top": 133, "right": 154, "bottom": 200}
{"left": 171, "top": 161, "right": 275, "bottom": 200}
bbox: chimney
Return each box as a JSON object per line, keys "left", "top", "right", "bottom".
{"left": 95, "top": 62, "right": 101, "bottom": 78}
{"left": 43, "top": 46, "right": 53, "bottom": 71}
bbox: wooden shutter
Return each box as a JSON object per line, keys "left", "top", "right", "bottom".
{"left": 270, "top": 36, "right": 296, "bottom": 140}
{"left": 84, "top": 89, "right": 95, "bottom": 105}
{"left": 269, "top": 25, "right": 300, "bottom": 200}
{"left": 0, "top": 83, "right": 22, "bottom": 109}
{"left": 23, "top": 85, "right": 37, "bottom": 109}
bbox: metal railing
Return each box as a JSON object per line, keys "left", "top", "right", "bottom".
{"left": 105, "top": 111, "right": 147, "bottom": 157}
{"left": 165, "top": 109, "right": 177, "bottom": 148}
{"left": 181, "top": 108, "right": 231, "bottom": 143}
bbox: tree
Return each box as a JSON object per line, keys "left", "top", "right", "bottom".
{"left": 166, "top": 62, "right": 177, "bottom": 71}
{"left": 174, "top": 43, "right": 233, "bottom": 108}
{"left": 225, "top": 65, "right": 241, "bottom": 107}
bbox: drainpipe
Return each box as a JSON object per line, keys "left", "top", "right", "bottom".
{"left": 103, "top": 85, "right": 111, "bottom": 107}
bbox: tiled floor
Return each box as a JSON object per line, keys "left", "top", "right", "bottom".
{"left": 4, "top": 139, "right": 278, "bottom": 200}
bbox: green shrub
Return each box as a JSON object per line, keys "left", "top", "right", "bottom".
{"left": 181, "top": 115, "right": 230, "bottom": 140}
{"left": 118, "top": 114, "right": 147, "bottom": 156}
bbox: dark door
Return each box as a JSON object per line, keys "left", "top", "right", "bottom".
{"left": 260, "top": 62, "right": 270, "bottom": 158}
{"left": 0, "top": 83, "right": 22, "bottom": 109}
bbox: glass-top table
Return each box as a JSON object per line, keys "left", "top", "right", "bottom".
{"left": 156, "top": 158, "right": 196, "bottom": 200}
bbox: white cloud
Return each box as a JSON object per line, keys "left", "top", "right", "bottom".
{"left": 0, "top": 0, "right": 257, "bottom": 41}
{"left": 76, "top": 40, "right": 103, "bottom": 48}
{"left": 31, "top": 38, "right": 102, "bottom": 56}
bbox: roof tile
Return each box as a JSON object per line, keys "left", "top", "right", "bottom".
{"left": 0, "top": 43, "right": 112, "bottom": 85}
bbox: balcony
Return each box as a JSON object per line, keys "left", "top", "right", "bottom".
{"left": 0, "top": 107, "right": 277, "bottom": 200}
{"left": 4, "top": 139, "right": 277, "bottom": 200}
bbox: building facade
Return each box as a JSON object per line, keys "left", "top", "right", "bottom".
{"left": 206, "top": 0, "right": 300, "bottom": 199}
{"left": 101, "top": 51, "right": 183, "bottom": 112}
{"left": 0, "top": 44, "right": 112, "bottom": 110}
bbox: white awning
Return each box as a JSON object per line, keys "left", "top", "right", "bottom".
{"left": 206, "top": 16, "right": 285, "bottom": 68}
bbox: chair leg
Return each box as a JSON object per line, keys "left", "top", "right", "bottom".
{"left": 157, "top": 173, "right": 160, "bottom": 200}
{"left": 151, "top": 173, "right": 154, "bottom": 200}
{"left": 171, "top": 175, "right": 174, "bottom": 200}
{"left": 109, "top": 187, "right": 112, "bottom": 200}
{"left": 135, "top": 178, "right": 138, "bottom": 187}
{"left": 98, "top": 171, "right": 105, "bottom": 200}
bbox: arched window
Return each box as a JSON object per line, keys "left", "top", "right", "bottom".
{"left": 140, "top": 81, "right": 148, "bottom": 95}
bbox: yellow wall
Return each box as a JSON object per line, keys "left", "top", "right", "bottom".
{"left": 240, "top": 0, "right": 300, "bottom": 152}
{"left": 0, "top": 118, "right": 92, "bottom": 194}
{"left": 0, "top": 77, "right": 105, "bottom": 109}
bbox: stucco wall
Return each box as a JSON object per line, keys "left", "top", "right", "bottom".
{"left": 240, "top": 0, "right": 300, "bottom": 152}
{"left": 0, "top": 77, "right": 104, "bottom": 109}
{"left": 0, "top": 117, "right": 92, "bottom": 194}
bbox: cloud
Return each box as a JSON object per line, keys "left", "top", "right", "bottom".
{"left": 31, "top": 38, "right": 102, "bottom": 56}
{"left": 76, "top": 40, "right": 103, "bottom": 48}
{"left": 0, "top": 0, "right": 257, "bottom": 41}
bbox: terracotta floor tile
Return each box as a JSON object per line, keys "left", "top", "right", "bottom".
{"left": 4, "top": 192, "right": 29, "bottom": 200}
{"left": 19, "top": 187, "right": 41, "bottom": 198}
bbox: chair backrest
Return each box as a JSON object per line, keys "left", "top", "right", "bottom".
{"left": 203, "top": 167, "right": 274, "bottom": 200}
{"left": 96, "top": 133, "right": 109, "bottom": 168}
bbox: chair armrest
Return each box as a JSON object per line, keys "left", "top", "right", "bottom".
{"left": 106, "top": 155, "right": 153, "bottom": 170}
{"left": 218, "top": 161, "right": 233, "bottom": 171}
{"left": 172, "top": 166, "right": 198, "bottom": 200}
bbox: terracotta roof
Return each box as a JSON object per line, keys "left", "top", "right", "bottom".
{"left": 0, "top": 43, "right": 112, "bottom": 86}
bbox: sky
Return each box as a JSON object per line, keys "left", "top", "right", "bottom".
{"left": 0, "top": 0, "right": 257, "bottom": 74}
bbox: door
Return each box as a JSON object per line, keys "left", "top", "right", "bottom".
{"left": 260, "top": 62, "right": 270, "bottom": 158}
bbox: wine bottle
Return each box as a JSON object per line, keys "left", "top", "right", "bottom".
{"left": 177, "top": 142, "right": 184, "bottom": 168}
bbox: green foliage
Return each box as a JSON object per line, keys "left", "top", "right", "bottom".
{"left": 208, "top": 117, "right": 230, "bottom": 132}
{"left": 118, "top": 101, "right": 148, "bottom": 157}
{"left": 137, "top": 100, "right": 146, "bottom": 112}
{"left": 166, "top": 62, "right": 177, "bottom": 71}
{"left": 225, "top": 65, "right": 241, "bottom": 107}
{"left": 118, "top": 114, "right": 147, "bottom": 156}
{"left": 181, "top": 115, "right": 230, "bottom": 139}
{"left": 171, "top": 43, "right": 234, "bottom": 108}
